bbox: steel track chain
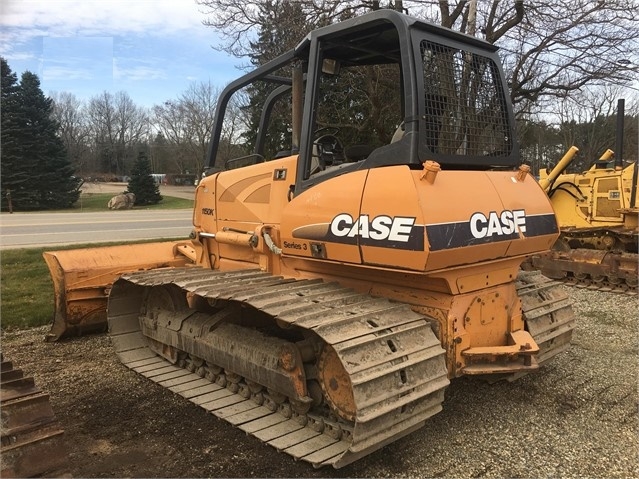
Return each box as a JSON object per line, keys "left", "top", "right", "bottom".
{"left": 0, "top": 354, "right": 70, "bottom": 478}
{"left": 108, "top": 267, "right": 449, "bottom": 468}
{"left": 517, "top": 271, "right": 577, "bottom": 366}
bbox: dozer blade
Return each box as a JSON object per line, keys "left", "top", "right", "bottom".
{"left": 43, "top": 241, "right": 196, "bottom": 341}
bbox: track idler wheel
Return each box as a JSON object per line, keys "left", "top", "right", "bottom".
{"left": 318, "top": 344, "right": 356, "bottom": 421}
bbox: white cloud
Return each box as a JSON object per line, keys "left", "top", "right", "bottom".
{"left": 114, "top": 64, "right": 167, "bottom": 81}
{"left": 1, "top": 0, "right": 209, "bottom": 39}
{"left": 0, "top": 51, "right": 37, "bottom": 62}
{"left": 42, "top": 65, "right": 95, "bottom": 81}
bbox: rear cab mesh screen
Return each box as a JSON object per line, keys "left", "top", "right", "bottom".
{"left": 420, "top": 40, "right": 512, "bottom": 160}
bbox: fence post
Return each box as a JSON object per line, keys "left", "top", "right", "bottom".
{"left": 6, "top": 189, "right": 13, "bottom": 214}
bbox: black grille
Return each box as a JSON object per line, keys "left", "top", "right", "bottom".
{"left": 421, "top": 40, "right": 511, "bottom": 158}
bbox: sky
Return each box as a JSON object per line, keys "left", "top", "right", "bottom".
{"left": 0, "top": 0, "right": 243, "bottom": 108}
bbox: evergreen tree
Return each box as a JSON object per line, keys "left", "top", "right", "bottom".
{"left": 20, "top": 72, "right": 82, "bottom": 209}
{"left": 1, "top": 58, "right": 33, "bottom": 210}
{"left": 127, "top": 151, "right": 162, "bottom": 205}
{"left": 240, "top": 1, "right": 311, "bottom": 159}
{"left": 1, "top": 58, "right": 82, "bottom": 210}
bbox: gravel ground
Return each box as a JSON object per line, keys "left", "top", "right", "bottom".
{"left": 1, "top": 286, "right": 637, "bottom": 478}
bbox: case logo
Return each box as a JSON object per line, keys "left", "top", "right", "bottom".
{"left": 292, "top": 213, "right": 424, "bottom": 250}
{"left": 469, "top": 209, "right": 526, "bottom": 239}
{"left": 426, "top": 209, "right": 558, "bottom": 251}
{"left": 330, "top": 214, "right": 416, "bottom": 242}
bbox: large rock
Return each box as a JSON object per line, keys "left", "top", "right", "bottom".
{"left": 107, "top": 193, "right": 136, "bottom": 210}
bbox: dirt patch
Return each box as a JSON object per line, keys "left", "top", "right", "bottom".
{"left": 1, "top": 287, "right": 637, "bottom": 478}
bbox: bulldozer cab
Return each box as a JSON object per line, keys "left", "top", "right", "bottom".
{"left": 207, "top": 10, "right": 518, "bottom": 194}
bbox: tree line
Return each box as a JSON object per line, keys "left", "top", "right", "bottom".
{"left": 2, "top": 1, "right": 638, "bottom": 211}
{"left": 1, "top": 58, "right": 82, "bottom": 211}
{"left": 1, "top": 55, "right": 246, "bottom": 211}
{"left": 50, "top": 81, "right": 244, "bottom": 181}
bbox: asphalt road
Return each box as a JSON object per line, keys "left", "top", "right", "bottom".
{"left": 0, "top": 183, "right": 196, "bottom": 250}
{"left": 0, "top": 209, "right": 193, "bottom": 250}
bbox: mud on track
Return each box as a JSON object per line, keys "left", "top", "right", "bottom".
{"left": 1, "top": 286, "right": 637, "bottom": 478}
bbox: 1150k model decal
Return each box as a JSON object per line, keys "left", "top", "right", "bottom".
{"left": 427, "top": 209, "right": 558, "bottom": 251}
{"left": 292, "top": 213, "right": 425, "bottom": 251}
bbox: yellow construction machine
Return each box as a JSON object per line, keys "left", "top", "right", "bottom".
{"left": 45, "top": 10, "right": 575, "bottom": 468}
{"left": 532, "top": 114, "right": 638, "bottom": 294}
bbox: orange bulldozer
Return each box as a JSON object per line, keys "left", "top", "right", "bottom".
{"left": 44, "top": 10, "right": 575, "bottom": 468}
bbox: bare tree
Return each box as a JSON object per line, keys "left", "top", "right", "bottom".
{"left": 87, "top": 91, "right": 148, "bottom": 175}
{"left": 181, "top": 82, "right": 219, "bottom": 174}
{"left": 553, "top": 87, "right": 638, "bottom": 170}
{"left": 501, "top": 1, "right": 638, "bottom": 116}
{"left": 152, "top": 100, "right": 192, "bottom": 174}
{"left": 197, "top": 0, "right": 639, "bottom": 117}
{"left": 50, "top": 92, "right": 90, "bottom": 176}
{"left": 87, "top": 91, "right": 117, "bottom": 174}
{"left": 153, "top": 81, "right": 236, "bottom": 174}
{"left": 113, "top": 91, "right": 149, "bottom": 167}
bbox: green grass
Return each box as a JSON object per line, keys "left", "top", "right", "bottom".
{"left": 1, "top": 247, "right": 55, "bottom": 330}
{"left": 73, "top": 193, "right": 193, "bottom": 211}
{"left": 0, "top": 240, "right": 183, "bottom": 331}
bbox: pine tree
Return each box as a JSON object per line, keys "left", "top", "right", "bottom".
{"left": 19, "top": 72, "right": 82, "bottom": 209}
{"left": 240, "top": 1, "right": 311, "bottom": 159}
{"left": 1, "top": 58, "right": 82, "bottom": 211}
{"left": 127, "top": 151, "right": 162, "bottom": 205}
{"left": 1, "top": 58, "right": 34, "bottom": 210}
